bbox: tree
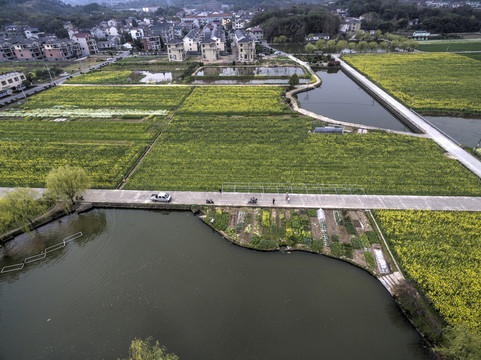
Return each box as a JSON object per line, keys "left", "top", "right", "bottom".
{"left": 435, "top": 325, "right": 481, "bottom": 360}
{"left": 336, "top": 40, "right": 348, "bottom": 52}
{"left": 131, "top": 18, "right": 138, "bottom": 27}
{"left": 368, "top": 41, "right": 378, "bottom": 52}
{"left": 289, "top": 73, "right": 299, "bottom": 89}
{"left": 46, "top": 166, "right": 89, "bottom": 208}
{"left": 325, "top": 39, "right": 336, "bottom": 53}
{"left": 357, "top": 41, "right": 369, "bottom": 53}
{"left": 305, "top": 42, "right": 316, "bottom": 53}
{"left": 2, "top": 188, "right": 46, "bottom": 233}
{"left": 315, "top": 39, "right": 326, "bottom": 50}
{"left": 120, "top": 338, "right": 178, "bottom": 360}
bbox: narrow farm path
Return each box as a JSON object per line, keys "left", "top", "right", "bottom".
{"left": 117, "top": 86, "right": 195, "bottom": 190}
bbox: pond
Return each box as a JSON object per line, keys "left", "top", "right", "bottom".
{"left": 195, "top": 66, "right": 305, "bottom": 77}
{"left": 0, "top": 209, "right": 432, "bottom": 360}
{"left": 424, "top": 116, "right": 481, "bottom": 147}
{"left": 191, "top": 79, "right": 309, "bottom": 85}
{"left": 298, "top": 70, "right": 412, "bottom": 131}
{"left": 138, "top": 71, "right": 173, "bottom": 83}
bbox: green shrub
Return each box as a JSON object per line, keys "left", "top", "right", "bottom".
{"left": 278, "top": 226, "right": 286, "bottom": 237}
{"left": 342, "top": 243, "right": 353, "bottom": 258}
{"left": 300, "top": 216, "right": 310, "bottom": 226}
{"left": 270, "top": 224, "right": 278, "bottom": 235}
{"left": 331, "top": 234, "right": 339, "bottom": 243}
{"left": 351, "top": 237, "right": 362, "bottom": 249}
{"left": 366, "top": 230, "right": 379, "bottom": 244}
{"left": 303, "top": 237, "right": 313, "bottom": 246}
{"left": 257, "top": 238, "right": 278, "bottom": 250}
{"left": 237, "top": 222, "right": 244, "bottom": 231}
{"left": 331, "top": 242, "right": 342, "bottom": 257}
{"left": 250, "top": 235, "right": 261, "bottom": 245}
{"left": 311, "top": 239, "right": 323, "bottom": 252}
{"left": 287, "top": 235, "right": 298, "bottom": 246}
{"left": 345, "top": 221, "right": 357, "bottom": 235}
{"left": 214, "top": 212, "right": 229, "bottom": 231}
{"left": 307, "top": 209, "right": 317, "bottom": 217}
{"left": 360, "top": 234, "right": 371, "bottom": 248}
{"left": 291, "top": 220, "right": 300, "bottom": 229}
{"left": 364, "top": 251, "right": 376, "bottom": 268}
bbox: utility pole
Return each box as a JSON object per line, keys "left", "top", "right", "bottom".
{"left": 43, "top": 61, "right": 54, "bottom": 83}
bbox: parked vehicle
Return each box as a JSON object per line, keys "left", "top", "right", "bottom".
{"left": 150, "top": 192, "right": 172, "bottom": 202}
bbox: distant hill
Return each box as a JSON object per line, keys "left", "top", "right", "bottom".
{"left": 0, "top": 0, "right": 128, "bottom": 35}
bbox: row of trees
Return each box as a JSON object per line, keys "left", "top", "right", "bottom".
{"left": 0, "top": 166, "right": 89, "bottom": 236}
{"left": 304, "top": 38, "right": 416, "bottom": 54}
{"left": 345, "top": 0, "right": 481, "bottom": 33}
{"left": 250, "top": 5, "right": 340, "bottom": 43}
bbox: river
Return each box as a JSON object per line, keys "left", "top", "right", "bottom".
{"left": 0, "top": 209, "right": 432, "bottom": 359}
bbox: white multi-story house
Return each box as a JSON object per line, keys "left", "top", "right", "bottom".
{"left": 71, "top": 33, "right": 99, "bottom": 56}
{"left": 183, "top": 28, "right": 201, "bottom": 52}
{"left": 233, "top": 30, "right": 255, "bottom": 62}
{"left": 167, "top": 39, "right": 185, "bottom": 61}
{"left": 129, "top": 28, "right": 145, "bottom": 40}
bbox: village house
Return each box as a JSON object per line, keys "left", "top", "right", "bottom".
{"left": 43, "top": 39, "right": 80, "bottom": 61}
{"left": 233, "top": 30, "right": 255, "bottom": 62}
{"left": 13, "top": 39, "right": 45, "bottom": 61}
{"left": 248, "top": 27, "right": 264, "bottom": 41}
{"left": 0, "top": 39, "right": 17, "bottom": 61}
{"left": 339, "top": 18, "right": 361, "bottom": 33}
{"left": 0, "top": 72, "right": 26, "bottom": 92}
{"left": 142, "top": 36, "right": 162, "bottom": 51}
{"left": 183, "top": 28, "right": 201, "bottom": 53}
{"left": 71, "top": 33, "right": 99, "bottom": 56}
{"left": 167, "top": 38, "right": 185, "bottom": 61}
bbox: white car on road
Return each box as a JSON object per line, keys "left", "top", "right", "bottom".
{"left": 150, "top": 192, "right": 172, "bottom": 202}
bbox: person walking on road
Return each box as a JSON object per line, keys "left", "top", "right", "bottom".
{"left": 285, "top": 192, "right": 289, "bottom": 202}
{"left": 273, "top": 198, "right": 275, "bottom": 205}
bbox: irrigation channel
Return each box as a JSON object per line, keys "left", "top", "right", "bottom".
{"left": 0, "top": 209, "right": 433, "bottom": 360}
{"left": 297, "top": 69, "right": 481, "bottom": 147}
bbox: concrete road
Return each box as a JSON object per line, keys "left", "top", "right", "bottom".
{"left": 1, "top": 188, "right": 480, "bottom": 210}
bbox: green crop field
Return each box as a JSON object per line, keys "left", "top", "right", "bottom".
{"left": 23, "top": 85, "right": 192, "bottom": 110}
{"left": 125, "top": 114, "right": 481, "bottom": 195}
{"left": 178, "top": 86, "right": 289, "bottom": 115}
{"left": 375, "top": 210, "right": 481, "bottom": 331}
{"left": 0, "top": 117, "right": 166, "bottom": 188}
{"left": 416, "top": 39, "right": 481, "bottom": 52}
{"left": 343, "top": 53, "right": 481, "bottom": 115}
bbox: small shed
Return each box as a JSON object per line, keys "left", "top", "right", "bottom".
{"left": 313, "top": 127, "right": 343, "bottom": 134}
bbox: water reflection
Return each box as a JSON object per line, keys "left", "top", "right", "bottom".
{"left": 0, "top": 211, "right": 107, "bottom": 281}
{"left": 0, "top": 209, "right": 431, "bottom": 360}
{"left": 298, "top": 70, "right": 411, "bottom": 131}
{"left": 196, "top": 66, "right": 305, "bottom": 77}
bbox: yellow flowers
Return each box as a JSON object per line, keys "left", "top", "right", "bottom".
{"left": 179, "top": 86, "right": 288, "bottom": 115}
{"left": 376, "top": 210, "right": 481, "bottom": 331}
{"left": 343, "top": 53, "right": 481, "bottom": 115}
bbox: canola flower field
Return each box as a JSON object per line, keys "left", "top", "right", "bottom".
{"left": 125, "top": 114, "right": 481, "bottom": 195}
{"left": 178, "top": 86, "right": 289, "bottom": 115}
{"left": 64, "top": 70, "right": 134, "bottom": 84}
{"left": 24, "top": 86, "right": 192, "bottom": 110}
{"left": 343, "top": 53, "right": 481, "bottom": 115}
{"left": 375, "top": 210, "right": 481, "bottom": 331}
{"left": 0, "top": 117, "right": 166, "bottom": 188}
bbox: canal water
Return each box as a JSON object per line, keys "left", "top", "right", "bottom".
{"left": 297, "top": 70, "right": 412, "bottom": 132}
{"left": 0, "top": 209, "right": 432, "bottom": 360}
{"left": 298, "top": 70, "right": 481, "bottom": 146}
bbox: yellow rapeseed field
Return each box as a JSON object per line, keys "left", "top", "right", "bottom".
{"left": 343, "top": 53, "right": 481, "bottom": 115}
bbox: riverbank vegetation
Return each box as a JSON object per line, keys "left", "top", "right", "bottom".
{"left": 342, "top": 53, "right": 481, "bottom": 116}
{"left": 374, "top": 210, "right": 481, "bottom": 331}
{"left": 125, "top": 114, "right": 481, "bottom": 196}
{"left": 201, "top": 206, "right": 390, "bottom": 276}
